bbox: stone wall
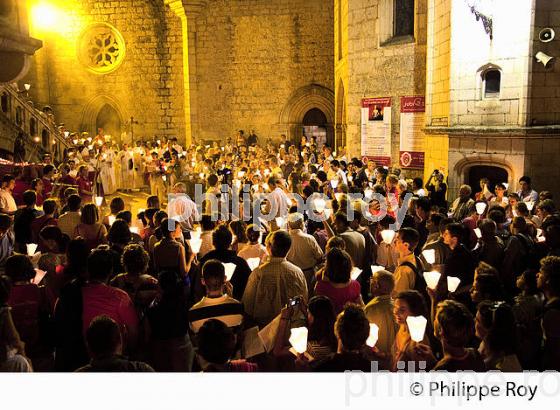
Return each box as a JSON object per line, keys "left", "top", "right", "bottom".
{"left": 335, "top": 0, "right": 428, "bottom": 173}
{"left": 24, "top": 0, "right": 185, "bottom": 143}
{"left": 190, "top": 0, "right": 334, "bottom": 142}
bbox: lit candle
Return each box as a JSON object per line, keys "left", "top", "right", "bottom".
{"left": 94, "top": 196, "right": 103, "bottom": 207}
{"left": 380, "top": 230, "right": 395, "bottom": 244}
{"left": 330, "top": 179, "right": 339, "bottom": 189}
{"left": 247, "top": 258, "right": 260, "bottom": 271}
{"left": 289, "top": 327, "right": 308, "bottom": 354}
{"left": 406, "top": 315, "right": 428, "bottom": 342}
{"left": 422, "top": 249, "right": 435, "bottom": 265}
{"left": 474, "top": 228, "right": 482, "bottom": 239}
{"left": 275, "top": 216, "right": 286, "bottom": 229}
{"left": 190, "top": 238, "right": 202, "bottom": 254}
{"left": 370, "top": 265, "right": 385, "bottom": 274}
{"left": 26, "top": 243, "right": 38, "bottom": 256}
{"left": 351, "top": 267, "right": 362, "bottom": 281}
{"left": 526, "top": 201, "right": 534, "bottom": 211}
{"left": 447, "top": 276, "right": 461, "bottom": 293}
{"left": 475, "top": 202, "right": 487, "bottom": 215}
{"left": 130, "top": 227, "right": 139, "bottom": 235}
{"left": 222, "top": 262, "right": 236, "bottom": 281}
{"left": 423, "top": 270, "right": 441, "bottom": 290}
{"left": 366, "top": 323, "right": 379, "bottom": 348}
{"left": 108, "top": 216, "right": 116, "bottom": 226}
{"left": 314, "top": 198, "right": 326, "bottom": 212}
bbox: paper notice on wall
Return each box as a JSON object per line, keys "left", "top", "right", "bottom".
{"left": 399, "top": 96, "right": 425, "bottom": 169}
{"left": 361, "top": 98, "right": 392, "bottom": 164}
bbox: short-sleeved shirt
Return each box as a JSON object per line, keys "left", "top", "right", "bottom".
{"left": 81, "top": 283, "right": 139, "bottom": 335}
{"left": 314, "top": 279, "right": 361, "bottom": 314}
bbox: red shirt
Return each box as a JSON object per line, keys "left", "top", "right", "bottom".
{"left": 42, "top": 177, "right": 53, "bottom": 197}
{"left": 12, "top": 180, "right": 30, "bottom": 206}
{"left": 315, "top": 279, "right": 361, "bottom": 314}
{"left": 77, "top": 177, "right": 93, "bottom": 203}
{"left": 81, "top": 283, "right": 139, "bottom": 336}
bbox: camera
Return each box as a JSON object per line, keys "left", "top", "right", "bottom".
{"left": 288, "top": 295, "right": 303, "bottom": 307}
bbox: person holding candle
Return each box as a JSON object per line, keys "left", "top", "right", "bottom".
{"left": 153, "top": 218, "right": 191, "bottom": 281}
{"left": 13, "top": 190, "right": 40, "bottom": 254}
{"left": 392, "top": 290, "right": 435, "bottom": 371}
{"left": 102, "top": 197, "right": 125, "bottom": 229}
{"left": 364, "top": 270, "right": 398, "bottom": 356}
{"left": 237, "top": 224, "right": 268, "bottom": 263}
{"left": 76, "top": 165, "right": 93, "bottom": 203}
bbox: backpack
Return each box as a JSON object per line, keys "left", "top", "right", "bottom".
{"left": 400, "top": 256, "right": 428, "bottom": 298}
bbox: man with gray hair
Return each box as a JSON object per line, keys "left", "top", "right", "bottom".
{"left": 450, "top": 184, "right": 475, "bottom": 222}
{"left": 286, "top": 212, "right": 324, "bottom": 290}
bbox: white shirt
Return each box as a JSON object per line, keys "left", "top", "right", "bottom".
{"left": 336, "top": 168, "right": 348, "bottom": 185}
{"left": 168, "top": 194, "right": 199, "bottom": 231}
{"left": 269, "top": 187, "right": 290, "bottom": 217}
{"left": 238, "top": 243, "right": 268, "bottom": 263}
{"left": 0, "top": 189, "right": 17, "bottom": 213}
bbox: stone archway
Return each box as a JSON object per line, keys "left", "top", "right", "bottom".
{"left": 451, "top": 155, "right": 516, "bottom": 200}
{"left": 81, "top": 95, "right": 127, "bottom": 140}
{"left": 279, "top": 84, "right": 335, "bottom": 146}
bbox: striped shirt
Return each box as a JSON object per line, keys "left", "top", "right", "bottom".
{"left": 189, "top": 295, "right": 244, "bottom": 333}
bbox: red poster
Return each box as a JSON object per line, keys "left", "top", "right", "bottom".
{"left": 400, "top": 96, "right": 425, "bottom": 113}
{"left": 362, "top": 97, "right": 392, "bottom": 121}
{"left": 399, "top": 151, "right": 425, "bottom": 169}
{"left": 362, "top": 156, "right": 392, "bottom": 167}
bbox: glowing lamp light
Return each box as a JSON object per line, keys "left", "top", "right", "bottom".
{"left": 366, "top": 323, "right": 379, "bottom": 348}
{"left": 31, "top": 3, "right": 59, "bottom": 30}
{"left": 447, "top": 276, "right": 461, "bottom": 293}
{"left": 26, "top": 243, "right": 38, "bottom": 256}
{"left": 314, "top": 197, "right": 326, "bottom": 212}
{"left": 351, "top": 267, "right": 363, "bottom": 281}
{"left": 108, "top": 216, "right": 116, "bottom": 226}
{"left": 423, "top": 270, "right": 442, "bottom": 290}
{"left": 189, "top": 238, "right": 202, "bottom": 254}
{"left": 371, "top": 265, "right": 385, "bottom": 274}
{"left": 422, "top": 249, "right": 436, "bottom": 265}
{"left": 33, "top": 136, "right": 40, "bottom": 143}
{"left": 380, "top": 230, "right": 395, "bottom": 244}
{"left": 222, "top": 262, "right": 236, "bottom": 281}
{"left": 289, "top": 327, "right": 308, "bottom": 354}
{"left": 526, "top": 201, "right": 535, "bottom": 212}
{"left": 330, "top": 179, "right": 339, "bottom": 189}
{"left": 474, "top": 228, "right": 482, "bottom": 239}
{"left": 476, "top": 202, "right": 487, "bottom": 215}
{"left": 94, "top": 196, "right": 103, "bottom": 206}
{"left": 406, "top": 316, "right": 428, "bottom": 343}
{"left": 247, "top": 258, "right": 260, "bottom": 271}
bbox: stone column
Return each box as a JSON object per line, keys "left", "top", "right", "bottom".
{"left": 164, "top": 0, "right": 207, "bottom": 146}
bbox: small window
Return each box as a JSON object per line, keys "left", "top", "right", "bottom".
{"left": 483, "top": 69, "right": 501, "bottom": 98}
{"left": 394, "top": 0, "right": 415, "bottom": 37}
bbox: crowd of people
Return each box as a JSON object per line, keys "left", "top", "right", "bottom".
{"left": 0, "top": 128, "right": 560, "bottom": 373}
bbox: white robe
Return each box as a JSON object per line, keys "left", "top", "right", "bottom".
{"left": 100, "top": 151, "right": 117, "bottom": 195}
{"left": 118, "top": 149, "right": 134, "bottom": 190}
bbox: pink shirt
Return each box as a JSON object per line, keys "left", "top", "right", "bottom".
{"left": 81, "top": 283, "right": 139, "bottom": 335}
{"left": 314, "top": 279, "right": 361, "bottom": 314}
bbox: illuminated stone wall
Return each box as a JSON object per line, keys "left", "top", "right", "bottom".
{"left": 189, "top": 0, "right": 334, "bottom": 142}
{"left": 24, "top": 0, "right": 186, "bottom": 144}
{"left": 334, "top": 0, "right": 428, "bottom": 167}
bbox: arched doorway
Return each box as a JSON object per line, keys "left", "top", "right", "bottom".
{"left": 302, "top": 108, "right": 329, "bottom": 148}
{"left": 279, "top": 84, "right": 335, "bottom": 147}
{"left": 467, "top": 165, "right": 509, "bottom": 198}
{"left": 96, "top": 104, "right": 122, "bottom": 141}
